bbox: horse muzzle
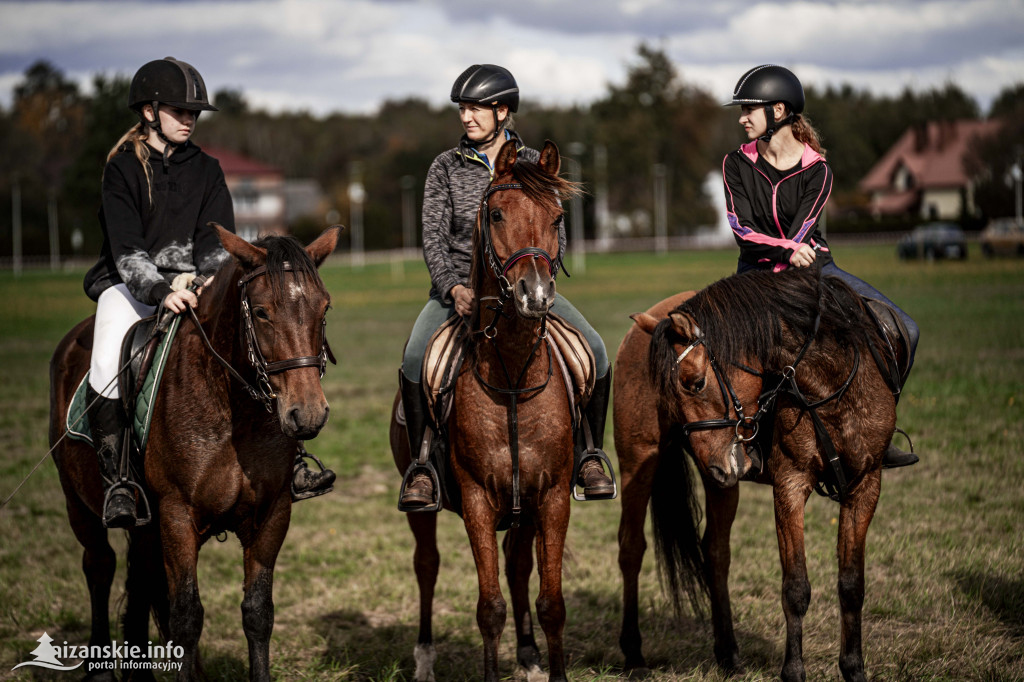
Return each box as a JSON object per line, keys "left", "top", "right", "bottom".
{"left": 513, "top": 271, "right": 555, "bottom": 319}
{"left": 278, "top": 394, "right": 330, "bottom": 440}
{"left": 706, "top": 439, "right": 745, "bottom": 488}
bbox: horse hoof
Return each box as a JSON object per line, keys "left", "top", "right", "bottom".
{"left": 625, "top": 666, "right": 652, "bottom": 680}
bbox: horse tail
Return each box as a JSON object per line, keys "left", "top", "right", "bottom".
{"left": 650, "top": 425, "right": 709, "bottom": 619}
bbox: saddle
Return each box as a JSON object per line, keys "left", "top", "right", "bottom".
{"left": 398, "top": 313, "right": 596, "bottom": 518}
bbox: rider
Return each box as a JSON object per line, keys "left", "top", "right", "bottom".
{"left": 721, "top": 64, "right": 920, "bottom": 468}
{"left": 83, "top": 57, "right": 334, "bottom": 528}
{"left": 398, "top": 63, "right": 615, "bottom": 509}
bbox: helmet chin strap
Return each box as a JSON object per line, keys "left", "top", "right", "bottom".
{"left": 477, "top": 104, "right": 504, "bottom": 146}
{"left": 141, "top": 101, "right": 179, "bottom": 171}
{"left": 759, "top": 103, "right": 795, "bottom": 143}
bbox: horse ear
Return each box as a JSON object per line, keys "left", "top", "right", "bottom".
{"left": 306, "top": 224, "right": 344, "bottom": 267}
{"left": 630, "top": 312, "right": 660, "bottom": 335}
{"left": 539, "top": 140, "right": 561, "bottom": 176}
{"left": 212, "top": 222, "right": 265, "bottom": 269}
{"left": 668, "top": 311, "right": 701, "bottom": 340}
{"left": 494, "top": 139, "right": 518, "bottom": 176}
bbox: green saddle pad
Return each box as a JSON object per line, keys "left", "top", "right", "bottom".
{"left": 67, "top": 313, "right": 183, "bottom": 454}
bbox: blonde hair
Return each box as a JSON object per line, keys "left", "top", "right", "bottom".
{"left": 790, "top": 113, "right": 825, "bottom": 156}
{"left": 105, "top": 122, "right": 154, "bottom": 206}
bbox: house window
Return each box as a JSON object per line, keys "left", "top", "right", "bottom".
{"left": 894, "top": 165, "right": 915, "bottom": 191}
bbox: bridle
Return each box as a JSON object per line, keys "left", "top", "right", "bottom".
{"left": 189, "top": 263, "right": 333, "bottom": 412}
{"left": 675, "top": 309, "right": 861, "bottom": 501}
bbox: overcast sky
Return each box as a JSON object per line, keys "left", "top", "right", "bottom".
{"left": 1, "top": 0, "right": 1022, "bottom": 117}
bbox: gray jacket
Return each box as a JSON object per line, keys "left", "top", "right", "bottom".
{"left": 421, "top": 140, "right": 565, "bottom": 301}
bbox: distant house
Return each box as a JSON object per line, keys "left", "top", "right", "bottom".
{"left": 204, "top": 146, "right": 286, "bottom": 241}
{"left": 859, "top": 119, "right": 1002, "bottom": 221}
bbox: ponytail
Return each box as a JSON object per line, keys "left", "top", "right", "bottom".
{"left": 104, "top": 122, "right": 154, "bottom": 206}
{"left": 790, "top": 113, "right": 825, "bottom": 156}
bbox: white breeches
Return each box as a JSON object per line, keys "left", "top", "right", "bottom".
{"left": 89, "top": 283, "right": 156, "bottom": 398}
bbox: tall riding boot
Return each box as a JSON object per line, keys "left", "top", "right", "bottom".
{"left": 576, "top": 370, "right": 616, "bottom": 499}
{"left": 399, "top": 370, "right": 436, "bottom": 508}
{"left": 882, "top": 428, "right": 919, "bottom": 468}
{"left": 86, "top": 386, "right": 137, "bottom": 529}
{"left": 291, "top": 442, "right": 336, "bottom": 502}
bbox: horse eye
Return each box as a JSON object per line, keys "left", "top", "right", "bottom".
{"left": 253, "top": 307, "right": 270, "bottom": 321}
{"left": 693, "top": 377, "right": 706, "bottom": 393}
{"left": 490, "top": 208, "right": 503, "bottom": 223}
{"left": 553, "top": 214, "right": 564, "bottom": 228}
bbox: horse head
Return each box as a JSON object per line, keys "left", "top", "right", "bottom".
{"left": 632, "top": 308, "right": 763, "bottom": 488}
{"left": 215, "top": 224, "right": 341, "bottom": 440}
{"left": 475, "top": 140, "right": 571, "bottom": 320}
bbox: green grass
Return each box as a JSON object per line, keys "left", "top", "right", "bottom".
{"left": 1, "top": 244, "right": 1022, "bottom": 681}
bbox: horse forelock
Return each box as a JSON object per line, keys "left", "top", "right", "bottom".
{"left": 251, "top": 234, "right": 327, "bottom": 302}
{"left": 508, "top": 159, "right": 581, "bottom": 213}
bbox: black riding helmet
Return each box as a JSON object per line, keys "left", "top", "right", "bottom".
{"left": 129, "top": 57, "right": 217, "bottom": 166}
{"left": 451, "top": 64, "right": 520, "bottom": 157}
{"left": 725, "top": 64, "right": 804, "bottom": 142}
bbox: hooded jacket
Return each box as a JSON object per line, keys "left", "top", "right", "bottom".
{"left": 722, "top": 141, "right": 833, "bottom": 271}
{"left": 84, "top": 140, "right": 235, "bottom": 304}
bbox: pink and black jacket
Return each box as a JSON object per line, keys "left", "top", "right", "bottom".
{"left": 722, "top": 141, "right": 832, "bottom": 271}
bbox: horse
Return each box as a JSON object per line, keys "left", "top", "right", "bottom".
{"left": 615, "top": 266, "right": 902, "bottom": 682}
{"left": 49, "top": 225, "right": 340, "bottom": 681}
{"left": 389, "top": 140, "right": 582, "bottom": 682}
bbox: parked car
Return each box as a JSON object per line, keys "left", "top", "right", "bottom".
{"left": 979, "top": 217, "right": 1024, "bottom": 257}
{"left": 897, "top": 222, "right": 967, "bottom": 260}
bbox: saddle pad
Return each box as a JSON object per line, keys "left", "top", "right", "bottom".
{"left": 546, "top": 313, "right": 596, "bottom": 408}
{"left": 421, "top": 315, "right": 470, "bottom": 422}
{"left": 66, "top": 312, "right": 183, "bottom": 453}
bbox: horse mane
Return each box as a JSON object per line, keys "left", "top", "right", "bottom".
{"left": 649, "top": 267, "right": 877, "bottom": 397}
{"left": 251, "top": 233, "right": 327, "bottom": 301}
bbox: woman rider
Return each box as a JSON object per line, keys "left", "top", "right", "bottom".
{"left": 721, "top": 64, "right": 919, "bottom": 468}
{"left": 84, "top": 57, "right": 333, "bottom": 527}
{"left": 398, "top": 64, "right": 615, "bottom": 509}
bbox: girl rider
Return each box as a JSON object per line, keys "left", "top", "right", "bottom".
{"left": 721, "top": 64, "right": 919, "bottom": 468}
{"left": 84, "top": 57, "right": 333, "bottom": 528}
{"left": 397, "top": 64, "right": 615, "bottom": 509}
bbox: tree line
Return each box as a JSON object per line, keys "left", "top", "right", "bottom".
{"left": 2, "top": 45, "right": 1022, "bottom": 258}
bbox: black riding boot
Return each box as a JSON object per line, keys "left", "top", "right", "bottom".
{"left": 399, "top": 370, "right": 436, "bottom": 509}
{"left": 291, "top": 442, "right": 336, "bottom": 501}
{"left": 882, "top": 428, "right": 919, "bottom": 468}
{"left": 576, "top": 370, "right": 616, "bottom": 499}
{"left": 86, "top": 387, "right": 137, "bottom": 529}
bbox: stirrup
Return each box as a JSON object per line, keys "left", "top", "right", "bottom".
{"left": 571, "top": 449, "right": 618, "bottom": 501}
{"left": 291, "top": 450, "right": 335, "bottom": 501}
{"left": 102, "top": 480, "right": 151, "bottom": 529}
{"left": 398, "top": 460, "right": 442, "bottom": 513}
{"left": 883, "top": 427, "right": 919, "bottom": 469}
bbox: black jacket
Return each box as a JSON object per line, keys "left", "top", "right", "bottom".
{"left": 84, "top": 141, "right": 235, "bottom": 304}
{"left": 722, "top": 141, "right": 833, "bottom": 270}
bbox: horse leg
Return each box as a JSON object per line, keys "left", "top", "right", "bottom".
{"left": 65, "top": 494, "right": 118, "bottom": 681}
{"left": 123, "top": 524, "right": 165, "bottom": 682}
{"left": 534, "top": 493, "right": 570, "bottom": 682}
{"left": 703, "top": 481, "right": 743, "bottom": 672}
{"left": 240, "top": 496, "right": 291, "bottom": 682}
{"left": 407, "top": 511, "right": 440, "bottom": 682}
{"left": 773, "top": 476, "right": 814, "bottom": 682}
{"left": 616, "top": 443, "right": 657, "bottom": 674}
{"left": 836, "top": 471, "right": 880, "bottom": 682}
{"left": 159, "top": 512, "right": 204, "bottom": 681}
{"left": 462, "top": 500, "right": 506, "bottom": 682}
{"left": 503, "top": 522, "right": 542, "bottom": 675}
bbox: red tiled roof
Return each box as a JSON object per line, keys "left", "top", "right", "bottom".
{"left": 859, "top": 119, "right": 1003, "bottom": 192}
{"left": 202, "top": 146, "right": 281, "bottom": 176}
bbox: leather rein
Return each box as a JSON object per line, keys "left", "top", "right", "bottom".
{"left": 679, "top": 310, "right": 862, "bottom": 501}
{"left": 188, "top": 264, "right": 333, "bottom": 412}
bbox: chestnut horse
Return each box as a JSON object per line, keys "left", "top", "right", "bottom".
{"left": 49, "top": 225, "right": 340, "bottom": 681}
{"left": 390, "top": 140, "right": 581, "bottom": 682}
{"left": 616, "top": 267, "right": 902, "bottom": 682}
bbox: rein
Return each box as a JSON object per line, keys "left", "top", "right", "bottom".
{"left": 191, "top": 264, "right": 331, "bottom": 412}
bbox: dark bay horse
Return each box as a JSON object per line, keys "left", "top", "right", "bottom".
{"left": 49, "top": 225, "right": 340, "bottom": 681}
{"left": 616, "top": 267, "right": 901, "bottom": 682}
{"left": 390, "top": 140, "right": 581, "bottom": 682}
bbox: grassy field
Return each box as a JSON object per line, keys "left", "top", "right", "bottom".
{"left": 0, "top": 244, "right": 1022, "bottom": 681}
